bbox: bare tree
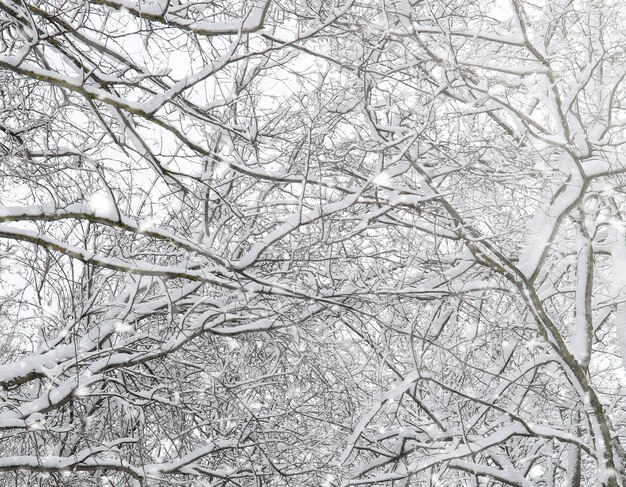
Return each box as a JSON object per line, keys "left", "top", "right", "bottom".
{"left": 1, "top": 0, "right": 626, "bottom": 485}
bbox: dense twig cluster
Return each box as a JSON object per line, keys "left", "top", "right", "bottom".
{"left": 1, "top": 0, "right": 626, "bottom": 485}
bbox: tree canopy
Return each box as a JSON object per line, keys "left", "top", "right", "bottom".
{"left": 1, "top": 0, "right": 626, "bottom": 485}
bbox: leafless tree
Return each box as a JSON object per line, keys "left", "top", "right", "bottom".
{"left": 1, "top": 0, "right": 626, "bottom": 485}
